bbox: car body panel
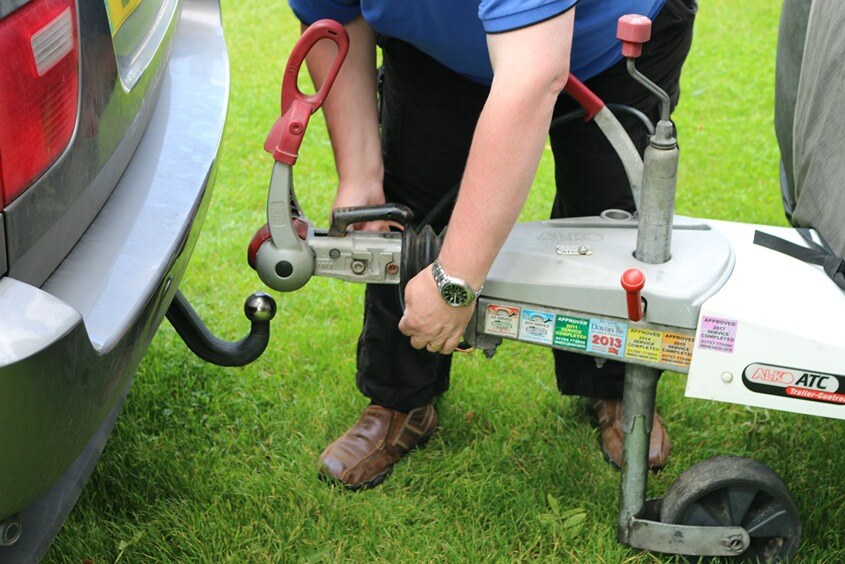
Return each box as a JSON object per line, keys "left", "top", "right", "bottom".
{"left": 42, "top": 3, "right": 229, "bottom": 351}
{"left": 0, "top": 0, "right": 228, "bottom": 545}
{"left": 0, "top": 215, "right": 6, "bottom": 276}
{"left": 3, "top": 0, "right": 178, "bottom": 287}
{"left": 110, "top": 0, "right": 178, "bottom": 90}
{"left": 0, "top": 373, "right": 133, "bottom": 563}
{"left": 0, "top": 1, "right": 28, "bottom": 19}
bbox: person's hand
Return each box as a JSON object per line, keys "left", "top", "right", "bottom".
{"left": 398, "top": 265, "right": 474, "bottom": 354}
{"left": 332, "top": 181, "right": 393, "bottom": 232}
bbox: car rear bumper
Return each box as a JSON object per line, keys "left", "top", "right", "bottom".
{"left": 0, "top": 0, "right": 228, "bottom": 545}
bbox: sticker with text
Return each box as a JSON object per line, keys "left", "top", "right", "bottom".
{"left": 587, "top": 318, "right": 627, "bottom": 357}
{"left": 520, "top": 309, "right": 555, "bottom": 344}
{"left": 484, "top": 304, "right": 520, "bottom": 338}
{"left": 697, "top": 316, "right": 738, "bottom": 353}
{"left": 553, "top": 315, "right": 589, "bottom": 350}
{"left": 625, "top": 328, "right": 662, "bottom": 362}
{"left": 660, "top": 332, "right": 694, "bottom": 367}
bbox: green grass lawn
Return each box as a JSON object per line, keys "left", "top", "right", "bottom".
{"left": 46, "top": 0, "right": 845, "bottom": 561}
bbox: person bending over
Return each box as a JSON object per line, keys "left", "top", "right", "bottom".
{"left": 289, "top": 0, "right": 697, "bottom": 489}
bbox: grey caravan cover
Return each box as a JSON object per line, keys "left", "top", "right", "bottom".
{"left": 775, "top": 0, "right": 845, "bottom": 256}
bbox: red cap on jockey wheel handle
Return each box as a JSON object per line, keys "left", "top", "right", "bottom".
{"left": 617, "top": 14, "right": 652, "bottom": 59}
{"left": 620, "top": 268, "right": 646, "bottom": 322}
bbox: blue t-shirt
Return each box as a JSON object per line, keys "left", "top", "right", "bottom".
{"left": 289, "top": 0, "right": 666, "bottom": 84}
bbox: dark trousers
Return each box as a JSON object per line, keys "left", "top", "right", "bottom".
{"left": 358, "top": 1, "right": 697, "bottom": 412}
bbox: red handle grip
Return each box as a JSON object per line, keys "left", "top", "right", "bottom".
{"left": 281, "top": 19, "right": 349, "bottom": 116}
{"left": 265, "top": 20, "right": 349, "bottom": 165}
{"left": 621, "top": 268, "right": 645, "bottom": 322}
{"left": 563, "top": 75, "right": 605, "bottom": 121}
{"left": 617, "top": 15, "right": 652, "bottom": 59}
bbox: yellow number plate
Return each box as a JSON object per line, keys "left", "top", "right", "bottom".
{"left": 105, "top": 0, "right": 143, "bottom": 36}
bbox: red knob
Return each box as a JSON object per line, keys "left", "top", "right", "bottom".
{"left": 621, "top": 268, "right": 645, "bottom": 322}
{"left": 617, "top": 14, "right": 652, "bottom": 59}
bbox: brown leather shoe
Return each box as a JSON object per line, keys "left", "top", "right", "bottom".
{"left": 318, "top": 404, "right": 437, "bottom": 490}
{"left": 588, "top": 398, "right": 671, "bottom": 470}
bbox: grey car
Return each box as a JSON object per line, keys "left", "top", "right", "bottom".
{"left": 0, "top": 0, "right": 273, "bottom": 560}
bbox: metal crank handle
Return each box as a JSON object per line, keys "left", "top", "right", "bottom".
{"left": 563, "top": 75, "right": 644, "bottom": 212}
{"left": 617, "top": 14, "right": 679, "bottom": 264}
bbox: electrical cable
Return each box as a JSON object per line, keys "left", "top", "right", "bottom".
{"left": 396, "top": 103, "right": 655, "bottom": 312}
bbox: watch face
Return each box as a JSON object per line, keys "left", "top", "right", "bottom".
{"left": 442, "top": 282, "right": 470, "bottom": 306}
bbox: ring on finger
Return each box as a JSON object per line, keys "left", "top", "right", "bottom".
{"left": 426, "top": 342, "right": 442, "bottom": 352}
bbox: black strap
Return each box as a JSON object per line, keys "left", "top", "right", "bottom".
{"left": 754, "top": 230, "right": 845, "bottom": 290}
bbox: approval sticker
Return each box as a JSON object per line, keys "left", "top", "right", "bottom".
{"left": 698, "top": 316, "right": 738, "bottom": 354}
{"left": 485, "top": 304, "right": 519, "bottom": 338}
{"left": 660, "top": 332, "right": 694, "bottom": 366}
{"left": 553, "top": 315, "right": 589, "bottom": 350}
{"left": 625, "top": 327, "right": 662, "bottom": 362}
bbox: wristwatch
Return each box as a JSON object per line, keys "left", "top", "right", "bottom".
{"left": 431, "top": 259, "right": 483, "bottom": 307}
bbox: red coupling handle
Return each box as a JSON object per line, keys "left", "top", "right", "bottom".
{"left": 621, "top": 268, "right": 645, "bottom": 322}
{"left": 280, "top": 19, "right": 349, "bottom": 116}
{"left": 563, "top": 75, "right": 605, "bottom": 122}
{"left": 617, "top": 14, "right": 652, "bottom": 59}
{"left": 264, "top": 20, "right": 350, "bottom": 165}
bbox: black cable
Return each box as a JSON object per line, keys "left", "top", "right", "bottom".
{"left": 549, "top": 103, "right": 655, "bottom": 135}
{"left": 419, "top": 182, "right": 460, "bottom": 229}
{"left": 549, "top": 108, "right": 587, "bottom": 130}
{"left": 415, "top": 103, "right": 652, "bottom": 239}
{"left": 397, "top": 103, "right": 654, "bottom": 312}
{"left": 607, "top": 103, "right": 656, "bottom": 136}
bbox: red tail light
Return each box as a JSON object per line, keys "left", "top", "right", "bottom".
{"left": 0, "top": 0, "right": 79, "bottom": 210}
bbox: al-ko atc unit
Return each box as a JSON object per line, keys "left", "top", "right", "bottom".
{"left": 245, "top": 13, "right": 845, "bottom": 562}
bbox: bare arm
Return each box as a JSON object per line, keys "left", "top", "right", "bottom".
{"left": 303, "top": 16, "right": 385, "bottom": 229}
{"left": 399, "top": 9, "right": 575, "bottom": 353}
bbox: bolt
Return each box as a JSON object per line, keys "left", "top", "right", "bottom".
{"left": 351, "top": 260, "right": 367, "bottom": 275}
{"left": 386, "top": 262, "right": 399, "bottom": 275}
{"left": 329, "top": 249, "right": 340, "bottom": 259}
{"left": 0, "top": 519, "right": 21, "bottom": 547}
{"left": 721, "top": 371, "right": 733, "bottom": 383}
{"left": 722, "top": 534, "right": 745, "bottom": 553}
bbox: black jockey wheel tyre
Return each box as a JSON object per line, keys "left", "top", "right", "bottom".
{"left": 660, "top": 455, "right": 800, "bottom": 562}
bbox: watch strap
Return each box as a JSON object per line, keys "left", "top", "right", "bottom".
{"left": 432, "top": 259, "right": 483, "bottom": 306}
